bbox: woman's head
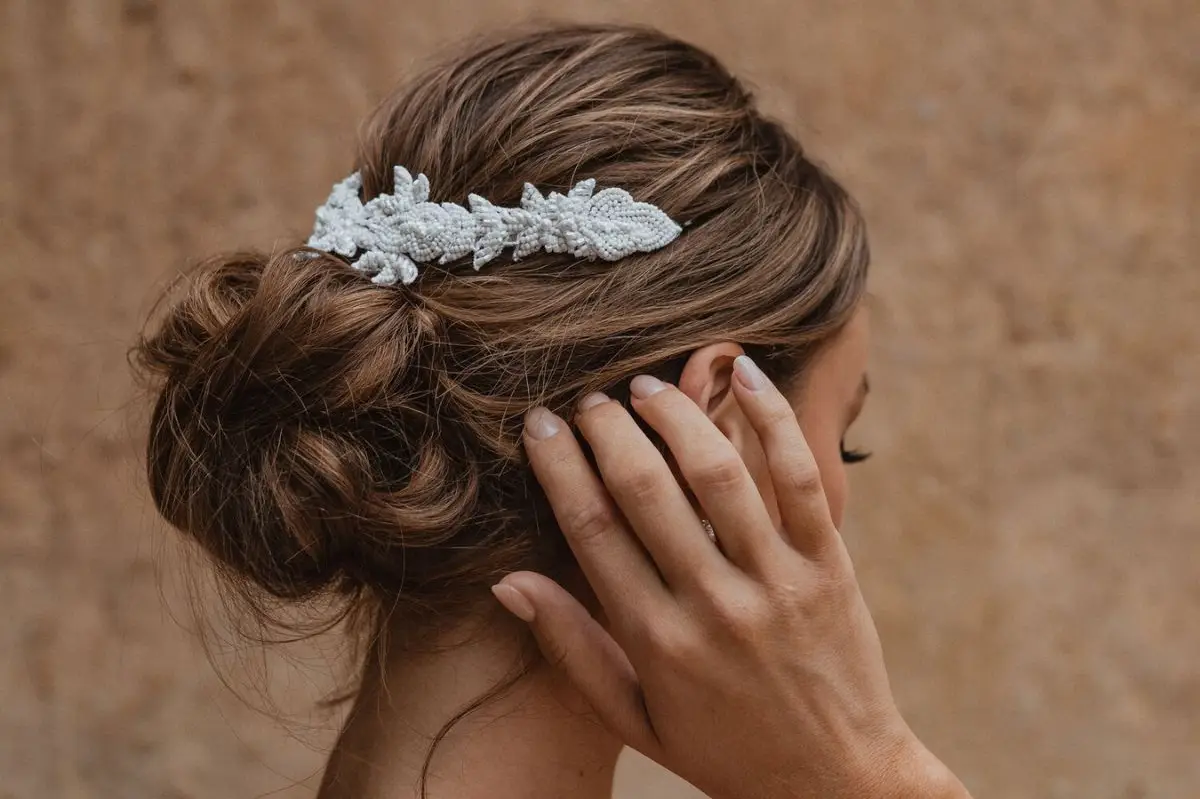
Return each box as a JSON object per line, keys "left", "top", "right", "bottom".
{"left": 135, "top": 23, "right": 870, "bottom": 643}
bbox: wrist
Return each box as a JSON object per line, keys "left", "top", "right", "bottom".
{"left": 870, "top": 735, "right": 971, "bottom": 799}
{"left": 751, "top": 728, "right": 970, "bottom": 799}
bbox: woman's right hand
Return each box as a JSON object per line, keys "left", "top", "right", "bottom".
{"left": 493, "top": 355, "right": 971, "bottom": 799}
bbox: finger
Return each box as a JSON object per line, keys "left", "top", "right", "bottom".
{"left": 626, "top": 376, "right": 787, "bottom": 574}
{"left": 523, "top": 406, "right": 668, "bottom": 618}
{"left": 493, "top": 572, "right": 659, "bottom": 755}
{"left": 730, "top": 355, "right": 839, "bottom": 557}
{"left": 574, "top": 393, "right": 729, "bottom": 591}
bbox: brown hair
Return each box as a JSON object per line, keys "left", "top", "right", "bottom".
{"left": 135, "top": 22, "right": 867, "bottom": 681}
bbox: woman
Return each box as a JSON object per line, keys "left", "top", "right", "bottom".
{"left": 136, "top": 23, "right": 971, "bottom": 799}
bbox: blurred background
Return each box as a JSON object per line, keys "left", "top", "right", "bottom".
{"left": 1, "top": 1, "right": 1197, "bottom": 797}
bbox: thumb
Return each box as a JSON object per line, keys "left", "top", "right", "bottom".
{"left": 493, "top": 571, "right": 657, "bottom": 754}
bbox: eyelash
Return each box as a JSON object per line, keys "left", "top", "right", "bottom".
{"left": 840, "top": 440, "right": 871, "bottom": 465}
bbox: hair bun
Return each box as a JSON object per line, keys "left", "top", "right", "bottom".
{"left": 135, "top": 24, "right": 868, "bottom": 654}
{"left": 135, "top": 248, "right": 479, "bottom": 606}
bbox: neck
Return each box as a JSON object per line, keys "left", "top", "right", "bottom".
{"left": 318, "top": 609, "right": 622, "bottom": 799}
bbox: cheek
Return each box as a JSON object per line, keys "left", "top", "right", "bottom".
{"left": 811, "top": 443, "right": 849, "bottom": 525}
{"left": 809, "top": 439, "right": 848, "bottom": 529}
{"left": 739, "top": 402, "right": 850, "bottom": 531}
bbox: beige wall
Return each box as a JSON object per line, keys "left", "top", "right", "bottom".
{"left": 2, "top": 1, "right": 1196, "bottom": 797}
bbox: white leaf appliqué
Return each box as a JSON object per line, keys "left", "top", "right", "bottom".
{"left": 307, "top": 167, "right": 682, "bottom": 285}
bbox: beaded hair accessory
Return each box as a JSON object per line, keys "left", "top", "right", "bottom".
{"left": 307, "top": 166, "right": 683, "bottom": 286}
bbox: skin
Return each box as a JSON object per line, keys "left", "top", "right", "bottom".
{"left": 680, "top": 306, "right": 872, "bottom": 530}
{"left": 319, "top": 307, "right": 967, "bottom": 799}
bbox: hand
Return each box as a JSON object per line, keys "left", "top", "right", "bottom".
{"left": 493, "top": 356, "right": 970, "bottom": 799}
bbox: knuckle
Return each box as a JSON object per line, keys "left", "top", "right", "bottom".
{"left": 562, "top": 500, "right": 619, "bottom": 544}
{"left": 644, "top": 619, "right": 695, "bottom": 662}
{"left": 614, "top": 464, "right": 664, "bottom": 503}
{"left": 707, "top": 592, "right": 764, "bottom": 636}
{"left": 768, "top": 567, "right": 851, "bottom": 614}
{"left": 765, "top": 575, "right": 815, "bottom": 610}
{"left": 761, "top": 399, "right": 797, "bottom": 429}
{"left": 780, "top": 461, "right": 824, "bottom": 496}
{"left": 653, "top": 630, "right": 693, "bottom": 663}
{"left": 690, "top": 451, "right": 745, "bottom": 493}
{"left": 761, "top": 559, "right": 822, "bottom": 602}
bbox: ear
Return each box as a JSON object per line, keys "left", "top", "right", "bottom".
{"left": 678, "top": 341, "right": 745, "bottom": 422}
{"left": 677, "top": 343, "right": 767, "bottom": 516}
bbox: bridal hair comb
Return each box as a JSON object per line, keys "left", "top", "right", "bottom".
{"left": 307, "top": 167, "right": 683, "bottom": 286}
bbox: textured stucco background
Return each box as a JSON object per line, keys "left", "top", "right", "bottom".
{"left": 1, "top": 1, "right": 1197, "bottom": 797}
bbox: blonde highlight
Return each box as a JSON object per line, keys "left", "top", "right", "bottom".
{"left": 135, "top": 20, "right": 868, "bottom": 670}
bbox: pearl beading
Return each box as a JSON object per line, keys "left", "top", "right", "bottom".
{"left": 307, "top": 167, "right": 682, "bottom": 286}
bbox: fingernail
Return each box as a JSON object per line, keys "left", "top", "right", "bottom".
{"left": 629, "top": 375, "right": 667, "bottom": 399}
{"left": 733, "top": 355, "right": 768, "bottom": 391}
{"left": 525, "top": 406, "right": 564, "bottom": 440}
{"left": 578, "top": 391, "right": 610, "bottom": 412}
{"left": 491, "top": 583, "right": 536, "bottom": 623}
